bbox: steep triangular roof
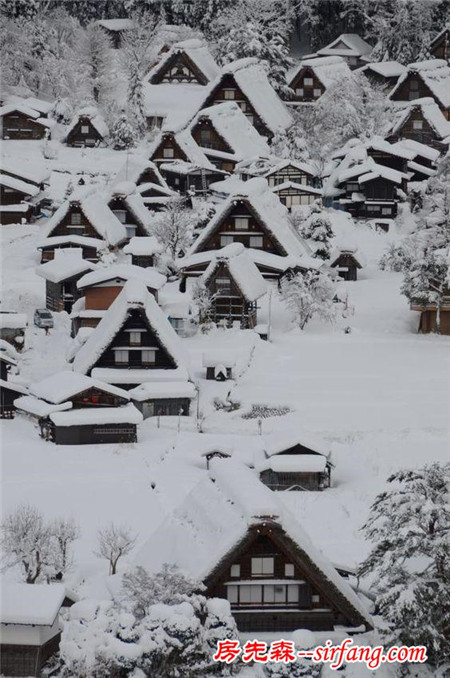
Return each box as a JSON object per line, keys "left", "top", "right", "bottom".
{"left": 72, "top": 279, "right": 191, "bottom": 380}
{"left": 200, "top": 242, "right": 267, "bottom": 302}
{"left": 135, "top": 459, "right": 373, "bottom": 630}
{"left": 148, "top": 39, "right": 219, "bottom": 85}
{"left": 390, "top": 59, "right": 450, "bottom": 109}
{"left": 29, "top": 371, "right": 130, "bottom": 404}
{"left": 187, "top": 178, "right": 313, "bottom": 262}
{"left": 390, "top": 97, "right": 450, "bottom": 139}
{"left": 204, "top": 59, "right": 293, "bottom": 136}
{"left": 65, "top": 106, "right": 109, "bottom": 140}
{"left": 76, "top": 263, "right": 166, "bottom": 292}
{"left": 288, "top": 56, "right": 352, "bottom": 90}
{"left": 149, "top": 130, "right": 216, "bottom": 170}
{"left": 316, "top": 33, "right": 372, "bottom": 58}
{"left": 113, "top": 157, "right": 169, "bottom": 189}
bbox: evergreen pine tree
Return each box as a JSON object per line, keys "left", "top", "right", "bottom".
{"left": 111, "top": 112, "right": 136, "bottom": 150}
{"left": 301, "top": 211, "right": 334, "bottom": 260}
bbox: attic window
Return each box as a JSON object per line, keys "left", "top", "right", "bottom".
{"left": 114, "top": 350, "right": 129, "bottom": 364}
{"left": 313, "top": 89, "right": 322, "bottom": 97}
{"left": 113, "top": 210, "right": 127, "bottom": 223}
{"left": 216, "top": 277, "right": 232, "bottom": 295}
{"left": 142, "top": 349, "right": 156, "bottom": 364}
{"left": 413, "top": 120, "right": 423, "bottom": 130}
{"left": 296, "top": 88, "right": 304, "bottom": 96}
{"left": 230, "top": 564, "right": 240, "bottom": 577}
{"left": 235, "top": 217, "right": 249, "bottom": 230}
{"left": 81, "top": 125, "right": 89, "bottom": 134}
{"left": 249, "top": 235, "right": 263, "bottom": 248}
{"left": 223, "top": 89, "right": 235, "bottom": 100}
{"left": 220, "top": 235, "right": 234, "bottom": 246}
{"left": 304, "top": 77, "right": 313, "bottom": 86}
{"left": 285, "top": 563, "right": 295, "bottom": 577}
{"left": 251, "top": 556, "right": 274, "bottom": 577}
{"left": 163, "top": 147, "right": 175, "bottom": 159}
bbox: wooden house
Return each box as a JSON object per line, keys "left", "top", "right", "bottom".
{"left": 390, "top": 60, "right": 450, "bottom": 120}
{"left": 37, "top": 235, "right": 104, "bottom": 264}
{"left": 14, "top": 371, "right": 142, "bottom": 444}
{"left": 201, "top": 58, "right": 293, "bottom": 139}
{"left": 330, "top": 246, "right": 365, "bottom": 281}
{"left": 0, "top": 102, "right": 54, "bottom": 140}
{"left": 0, "top": 312, "right": 27, "bottom": 352}
{"left": 35, "top": 249, "right": 95, "bottom": 313}
{"left": 72, "top": 279, "right": 192, "bottom": 394}
{"left": 196, "top": 242, "right": 267, "bottom": 329}
{"left": 44, "top": 190, "right": 128, "bottom": 251}
{"left": 0, "top": 582, "right": 65, "bottom": 677}
{"left": 147, "top": 38, "right": 219, "bottom": 85}
{"left": 203, "top": 351, "right": 236, "bottom": 381}
{"left": 107, "top": 182, "right": 154, "bottom": 238}
{"left": 312, "top": 33, "right": 372, "bottom": 69}
{"left": 71, "top": 264, "right": 166, "bottom": 334}
{"left": 0, "top": 353, "right": 27, "bottom": 419}
{"left": 135, "top": 460, "right": 373, "bottom": 633}
{"left": 188, "top": 102, "right": 270, "bottom": 173}
{"left": 95, "top": 18, "right": 134, "bottom": 48}
{"left": 258, "top": 431, "right": 333, "bottom": 491}
{"left": 123, "top": 236, "right": 163, "bottom": 267}
{"left": 264, "top": 159, "right": 317, "bottom": 188}
{"left": 129, "top": 381, "right": 196, "bottom": 418}
{"left": 430, "top": 26, "right": 450, "bottom": 61}
{"left": 1, "top": 160, "right": 50, "bottom": 224}
{"left": 387, "top": 98, "right": 450, "bottom": 149}
{"left": 113, "top": 158, "right": 176, "bottom": 210}
{"left": 181, "top": 178, "right": 316, "bottom": 281}
{"left": 5, "top": 96, "right": 54, "bottom": 119}
{"left": 359, "top": 61, "right": 405, "bottom": 91}
{"left": 272, "top": 182, "right": 322, "bottom": 209}
{"left": 286, "top": 56, "right": 352, "bottom": 104}
{"left": 65, "top": 107, "right": 108, "bottom": 147}
{"left": 391, "top": 139, "right": 440, "bottom": 181}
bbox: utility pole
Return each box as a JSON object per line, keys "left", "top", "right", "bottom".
{"left": 267, "top": 288, "right": 273, "bottom": 342}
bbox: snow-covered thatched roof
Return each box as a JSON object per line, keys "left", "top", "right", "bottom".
{"left": 148, "top": 129, "right": 216, "bottom": 170}
{"left": 390, "top": 97, "right": 450, "bottom": 139}
{"left": 288, "top": 56, "right": 352, "bottom": 90}
{"left": 66, "top": 106, "right": 109, "bottom": 139}
{"left": 72, "top": 279, "right": 192, "bottom": 381}
{"left": 187, "top": 177, "right": 314, "bottom": 265}
{"left": 36, "top": 249, "right": 95, "bottom": 284}
{"left": 0, "top": 102, "right": 55, "bottom": 128}
{"left": 135, "top": 459, "right": 373, "bottom": 629}
{"left": 50, "top": 402, "right": 143, "bottom": 426}
{"left": 29, "top": 371, "right": 130, "bottom": 404}
{"left": 123, "top": 236, "right": 162, "bottom": 257}
{"left": 188, "top": 102, "right": 270, "bottom": 161}
{"left": 360, "top": 61, "right": 406, "bottom": 79}
{"left": 76, "top": 263, "right": 166, "bottom": 291}
{"left": 1, "top": 159, "right": 50, "bottom": 187}
{"left": 148, "top": 38, "right": 219, "bottom": 85}
{"left": 316, "top": 33, "right": 372, "bottom": 58}
{"left": 264, "top": 158, "right": 316, "bottom": 178}
{"left": 1, "top": 581, "right": 65, "bottom": 626}
{"left": 0, "top": 173, "right": 40, "bottom": 197}
{"left": 113, "top": 157, "right": 169, "bottom": 190}
{"left": 200, "top": 242, "right": 267, "bottom": 302}
{"left": 390, "top": 59, "right": 450, "bottom": 109}
{"left": 44, "top": 190, "right": 128, "bottom": 248}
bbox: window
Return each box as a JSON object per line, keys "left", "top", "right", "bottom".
{"left": 227, "top": 585, "right": 238, "bottom": 603}
{"left": 304, "top": 77, "right": 313, "bottom": 86}
{"left": 70, "top": 212, "right": 82, "bottom": 225}
{"left": 312, "top": 594, "right": 320, "bottom": 603}
{"left": 81, "top": 125, "right": 89, "bottom": 134}
{"left": 113, "top": 210, "right": 127, "bottom": 223}
{"left": 223, "top": 89, "right": 235, "bottom": 100}
{"left": 245, "top": 114, "right": 254, "bottom": 124}
{"left": 366, "top": 205, "right": 379, "bottom": 212}
{"left": 238, "top": 101, "right": 247, "bottom": 112}
{"left": 220, "top": 234, "right": 234, "bottom": 246}
{"left": 413, "top": 120, "right": 423, "bottom": 130}
{"left": 235, "top": 217, "right": 249, "bottom": 230}
{"left": 142, "top": 349, "right": 156, "bottom": 364}
{"left": 126, "top": 225, "right": 136, "bottom": 238}
{"left": 129, "top": 332, "right": 141, "bottom": 345}
{"left": 251, "top": 556, "right": 274, "bottom": 576}
{"left": 216, "top": 277, "right": 232, "bottom": 295}
{"left": 410, "top": 79, "right": 419, "bottom": 90}
{"left": 200, "top": 129, "right": 212, "bottom": 143}
{"left": 285, "top": 563, "right": 295, "bottom": 577}
{"left": 264, "top": 584, "right": 286, "bottom": 603}
{"left": 240, "top": 584, "right": 262, "bottom": 603}
{"left": 347, "top": 182, "right": 360, "bottom": 191}
{"left": 114, "top": 350, "right": 129, "bottom": 364}
{"left": 3, "top": 187, "right": 14, "bottom": 193}
{"left": 163, "top": 147, "right": 175, "bottom": 158}
{"left": 249, "top": 235, "right": 263, "bottom": 248}
{"left": 381, "top": 207, "right": 392, "bottom": 215}
{"left": 287, "top": 584, "right": 299, "bottom": 602}
{"left": 296, "top": 88, "right": 304, "bottom": 96}
{"left": 313, "top": 88, "right": 322, "bottom": 97}
{"left": 94, "top": 426, "right": 135, "bottom": 435}
{"left": 230, "top": 564, "right": 240, "bottom": 577}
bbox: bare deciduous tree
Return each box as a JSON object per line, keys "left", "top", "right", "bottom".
{"left": 151, "top": 197, "right": 195, "bottom": 261}
{"left": 95, "top": 523, "right": 137, "bottom": 575}
{"left": 1, "top": 505, "right": 79, "bottom": 583}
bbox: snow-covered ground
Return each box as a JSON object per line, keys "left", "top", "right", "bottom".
{"left": 1, "top": 141, "right": 448, "bottom": 678}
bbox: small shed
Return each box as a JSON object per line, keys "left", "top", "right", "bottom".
{"left": 35, "top": 249, "right": 95, "bottom": 313}
{"left": 329, "top": 246, "right": 365, "bottom": 281}
{"left": 0, "top": 353, "right": 27, "bottom": 418}
{"left": 258, "top": 431, "right": 333, "bottom": 491}
{"left": 0, "top": 312, "right": 27, "bottom": 351}
{"left": 0, "top": 582, "right": 65, "bottom": 677}
{"left": 65, "top": 107, "right": 108, "bottom": 147}
{"left": 201, "top": 446, "right": 233, "bottom": 470}
{"left": 46, "top": 402, "right": 142, "bottom": 444}
{"left": 129, "top": 380, "right": 196, "bottom": 418}
{"left": 202, "top": 350, "right": 236, "bottom": 381}
{"left": 123, "top": 236, "right": 163, "bottom": 267}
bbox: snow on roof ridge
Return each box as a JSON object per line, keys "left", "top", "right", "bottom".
{"left": 222, "top": 57, "right": 260, "bottom": 74}
{"left": 1, "top": 581, "right": 65, "bottom": 626}
{"left": 29, "top": 370, "right": 130, "bottom": 404}
{"left": 201, "top": 243, "right": 267, "bottom": 302}
{"left": 77, "top": 263, "right": 166, "bottom": 290}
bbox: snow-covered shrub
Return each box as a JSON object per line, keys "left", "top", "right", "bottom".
{"left": 110, "top": 113, "right": 136, "bottom": 150}
{"left": 60, "top": 566, "right": 238, "bottom": 677}
{"left": 379, "top": 243, "right": 413, "bottom": 273}
{"left": 264, "top": 659, "right": 320, "bottom": 677}
{"left": 280, "top": 271, "right": 337, "bottom": 330}
{"left": 401, "top": 252, "right": 449, "bottom": 334}
{"left": 360, "top": 462, "right": 450, "bottom": 666}
{"left": 300, "top": 211, "right": 334, "bottom": 260}
{"left": 43, "top": 140, "right": 60, "bottom": 160}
